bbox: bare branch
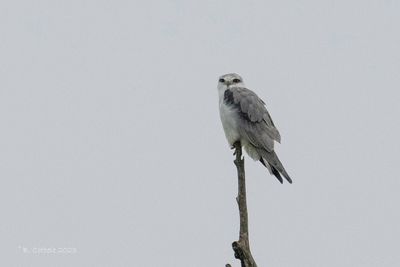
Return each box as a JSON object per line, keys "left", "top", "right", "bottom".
{"left": 226, "top": 141, "right": 257, "bottom": 267}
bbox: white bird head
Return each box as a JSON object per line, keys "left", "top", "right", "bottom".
{"left": 217, "top": 73, "right": 245, "bottom": 91}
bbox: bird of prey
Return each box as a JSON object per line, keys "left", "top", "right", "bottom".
{"left": 217, "top": 73, "right": 292, "bottom": 184}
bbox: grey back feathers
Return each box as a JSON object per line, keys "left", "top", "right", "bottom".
{"left": 224, "top": 87, "right": 281, "bottom": 152}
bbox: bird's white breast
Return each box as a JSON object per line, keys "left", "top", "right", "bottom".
{"left": 219, "top": 94, "right": 240, "bottom": 146}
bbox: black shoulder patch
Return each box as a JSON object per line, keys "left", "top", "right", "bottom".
{"left": 223, "top": 89, "right": 235, "bottom": 105}
{"left": 224, "top": 89, "right": 252, "bottom": 122}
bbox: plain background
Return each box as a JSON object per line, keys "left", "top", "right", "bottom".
{"left": 1, "top": 0, "right": 399, "bottom": 266}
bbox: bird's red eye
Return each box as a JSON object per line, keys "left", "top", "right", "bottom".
{"left": 233, "top": 78, "right": 241, "bottom": 83}
{"left": 219, "top": 78, "right": 225, "bottom": 83}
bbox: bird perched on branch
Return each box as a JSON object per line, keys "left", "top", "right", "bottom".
{"left": 217, "top": 73, "right": 292, "bottom": 184}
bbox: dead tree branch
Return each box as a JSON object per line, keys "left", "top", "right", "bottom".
{"left": 226, "top": 141, "right": 257, "bottom": 267}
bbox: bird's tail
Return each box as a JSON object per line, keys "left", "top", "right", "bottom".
{"left": 258, "top": 149, "right": 292, "bottom": 184}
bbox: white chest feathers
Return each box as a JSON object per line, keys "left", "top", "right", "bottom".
{"left": 219, "top": 99, "right": 240, "bottom": 146}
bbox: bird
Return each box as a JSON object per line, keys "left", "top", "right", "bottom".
{"left": 217, "top": 73, "right": 292, "bottom": 184}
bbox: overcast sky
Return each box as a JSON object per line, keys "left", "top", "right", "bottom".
{"left": 1, "top": 0, "right": 400, "bottom": 266}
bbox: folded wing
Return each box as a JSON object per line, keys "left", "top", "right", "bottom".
{"left": 224, "top": 87, "right": 281, "bottom": 152}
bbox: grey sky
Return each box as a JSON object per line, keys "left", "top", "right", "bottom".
{"left": 1, "top": 0, "right": 399, "bottom": 266}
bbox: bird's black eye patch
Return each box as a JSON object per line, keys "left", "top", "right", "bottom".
{"left": 233, "top": 78, "right": 241, "bottom": 83}
{"left": 219, "top": 78, "right": 225, "bottom": 83}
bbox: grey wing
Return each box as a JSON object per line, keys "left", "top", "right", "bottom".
{"left": 228, "top": 87, "right": 281, "bottom": 152}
